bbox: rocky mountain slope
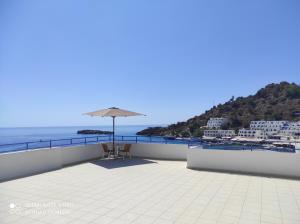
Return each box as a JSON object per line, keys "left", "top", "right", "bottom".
{"left": 137, "top": 82, "right": 300, "bottom": 137}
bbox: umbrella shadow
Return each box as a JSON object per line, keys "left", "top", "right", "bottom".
{"left": 90, "top": 158, "right": 157, "bottom": 169}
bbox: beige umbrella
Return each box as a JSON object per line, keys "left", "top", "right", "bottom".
{"left": 84, "top": 107, "right": 145, "bottom": 152}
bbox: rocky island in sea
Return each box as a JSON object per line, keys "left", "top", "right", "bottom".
{"left": 77, "top": 130, "right": 113, "bottom": 135}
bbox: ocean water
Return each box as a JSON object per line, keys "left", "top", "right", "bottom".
{"left": 0, "top": 125, "right": 152, "bottom": 145}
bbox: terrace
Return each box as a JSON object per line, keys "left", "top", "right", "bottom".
{"left": 1, "top": 158, "right": 300, "bottom": 224}
{"left": 1, "top": 140, "right": 300, "bottom": 224}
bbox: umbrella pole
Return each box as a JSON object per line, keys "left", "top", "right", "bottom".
{"left": 112, "top": 116, "right": 115, "bottom": 156}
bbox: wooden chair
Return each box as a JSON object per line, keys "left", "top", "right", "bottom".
{"left": 119, "top": 144, "right": 132, "bottom": 159}
{"left": 101, "top": 143, "right": 113, "bottom": 158}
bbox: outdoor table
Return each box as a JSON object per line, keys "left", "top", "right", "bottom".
{"left": 113, "top": 143, "right": 124, "bottom": 158}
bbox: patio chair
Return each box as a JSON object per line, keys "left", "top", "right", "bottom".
{"left": 101, "top": 143, "right": 113, "bottom": 158}
{"left": 119, "top": 144, "right": 132, "bottom": 160}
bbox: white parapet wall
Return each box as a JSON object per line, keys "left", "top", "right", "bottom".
{"left": 2, "top": 142, "right": 299, "bottom": 182}
{"left": 130, "top": 143, "right": 187, "bottom": 160}
{"left": 0, "top": 144, "right": 103, "bottom": 182}
{"left": 0, "top": 142, "right": 187, "bottom": 182}
{"left": 61, "top": 144, "right": 103, "bottom": 165}
{"left": 0, "top": 148, "right": 62, "bottom": 182}
{"left": 187, "top": 147, "right": 300, "bottom": 178}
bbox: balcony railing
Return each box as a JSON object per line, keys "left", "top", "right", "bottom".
{"left": 0, "top": 135, "right": 196, "bottom": 154}
{"left": 0, "top": 135, "right": 296, "bottom": 154}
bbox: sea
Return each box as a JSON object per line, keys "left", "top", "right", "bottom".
{"left": 0, "top": 126, "right": 296, "bottom": 153}
{"left": 0, "top": 125, "right": 153, "bottom": 145}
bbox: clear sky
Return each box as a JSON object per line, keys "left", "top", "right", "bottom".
{"left": 0, "top": 0, "right": 300, "bottom": 127}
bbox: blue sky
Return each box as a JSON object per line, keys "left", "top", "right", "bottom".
{"left": 0, "top": 0, "right": 300, "bottom": 127}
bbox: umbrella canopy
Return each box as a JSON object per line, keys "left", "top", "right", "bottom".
{"left": 84, "top": 107, "right": 145, "bottom": 117}
{"left": 84, "top": 107, "right": 145, "bottom": 154}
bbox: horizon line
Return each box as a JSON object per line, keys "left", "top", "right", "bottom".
{"left": 0, "top": 124, "right": 167, "bottom": 129}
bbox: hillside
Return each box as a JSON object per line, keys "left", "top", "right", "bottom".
{"left": 137, "top": 82, "right": 300, "bottom": 137}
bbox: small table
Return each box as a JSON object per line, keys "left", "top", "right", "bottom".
{"left": 113, "top": 143, "right": 124, "bottom": 158}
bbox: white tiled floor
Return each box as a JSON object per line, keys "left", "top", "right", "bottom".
{"left": 1, "top": 158, "right": 300, "bottom": 224}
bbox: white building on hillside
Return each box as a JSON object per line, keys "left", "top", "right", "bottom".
{"left": 250, "top": 120, "right": 288, "bottom": 137}
{"left": 207, "top": 118, "right": 228, "bottom": 129}
{"left": 238, "top": 129, "right": 266, "bottom": 139}
{"left": 250, "top": 120, "right": 287, "bottom": 131}
{"left": 279, "top": 121, "right": 300, "bottom": 137}
{"left": 204, "top": 129, "right": 236, "bottom": 138}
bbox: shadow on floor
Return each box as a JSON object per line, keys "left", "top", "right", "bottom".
{"left": 90, "top": 158, "right": 157, "bottom": 169}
